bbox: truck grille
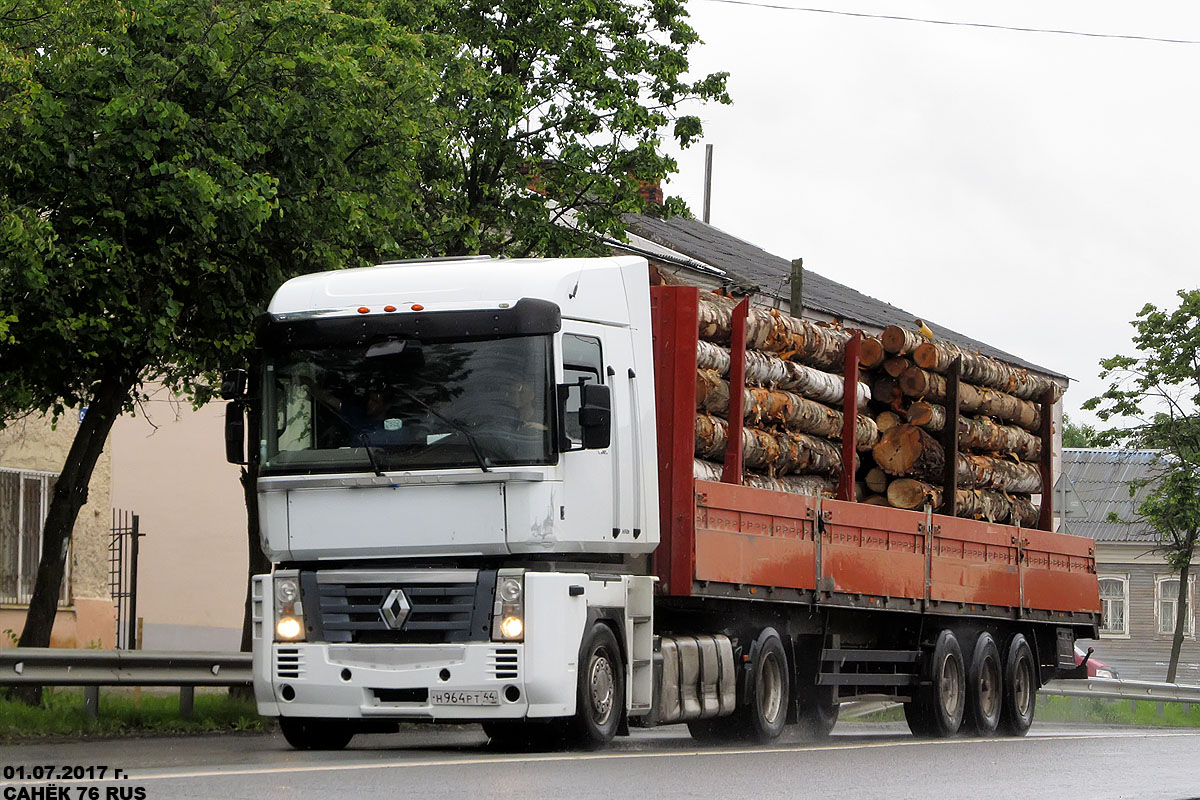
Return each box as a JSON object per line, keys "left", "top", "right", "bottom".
{"left": 308, "top": 570, "right": 496, "bottom": 645}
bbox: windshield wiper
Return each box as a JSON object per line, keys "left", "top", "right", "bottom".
{"left": 303, "top": 388, "right": 385, "bottom": 477}
{"left": 392, "top": 386, "right": 490, "bottom": 473}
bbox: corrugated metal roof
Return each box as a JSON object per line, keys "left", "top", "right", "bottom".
{"left": 622, "top": 214, "right": 1064, "bottom": 378}
{"left": 1061, "top": 448, "right": 1164, "bottom": 542}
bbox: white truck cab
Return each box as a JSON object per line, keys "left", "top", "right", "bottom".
{"left": 230, "top": 256, "right": 659, "bottom": 749}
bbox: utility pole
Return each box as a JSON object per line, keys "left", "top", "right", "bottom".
{"left": 703, "top": 144, "right": 713, "bottom": 224}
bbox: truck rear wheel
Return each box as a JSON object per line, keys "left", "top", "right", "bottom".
{"left": 745, "top": 627, "right": 789, "bottom": 743}
{"left": 909, "top": 629, "right": 965, "bottom": 738}
{"left": 278, "top": 717, "right": 355, "bottom": 751}
{"left": 965, "top": 632, "right": 1002, "bottom": 736}
{"left": 569, "top": 623, "right": 625, "bottom": 748}
{"left": 999, "top": 634, "right": 1036, "bottom": 737}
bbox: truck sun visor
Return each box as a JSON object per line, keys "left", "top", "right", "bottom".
{"left": 261, "top": 298, "right": 562, "bottom": 348}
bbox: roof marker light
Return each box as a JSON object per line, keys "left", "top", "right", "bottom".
{"left": 411, "top": 304, "right": 424, "bottom": 311}
{"left": 384, "top": 305, "right": 397, "bottom": 313}
{"left": 357, "top": 307, "right": 370, "bottom": 314}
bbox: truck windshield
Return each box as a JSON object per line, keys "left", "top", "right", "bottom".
{"left": 260, "top": 335, "right": 553, "bottom": 473}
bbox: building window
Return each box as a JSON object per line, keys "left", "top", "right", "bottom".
{"left": 1156, "top": 574, "right": 1195, "bottom": 637}
{"left": 1098, "top": 575, "right": 1129, "bottom": 637}
{"left": 0, "top": 468, "right": 68, "bottom": 606}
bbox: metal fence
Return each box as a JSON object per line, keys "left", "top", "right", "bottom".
{"left": 108, "top": 510, "right": 143, "bottom": 649}
{"left": 1040, "top": 677, "right": 1200, "bottom": 705}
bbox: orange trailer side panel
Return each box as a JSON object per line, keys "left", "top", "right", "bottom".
{"left": 820, "top": 499, "right": 926, "bottom": 599}
{"left": 1021, "top": 528, "right": 1101, "bottom": 614}
{"left": 693, "top": 481, "right": 818, "bottom": 591}
{"left": 928, "top": 516, "right": 1020, "bottom": 607}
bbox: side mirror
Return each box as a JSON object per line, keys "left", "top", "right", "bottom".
{"left": 225, "top": 400, "right": 246, "bottom": 464}
{"left": 221, "top": 369, "right": 247, "bottom": 400}
{"left": 579, "top": 384, "right": 611, "bottom": 450}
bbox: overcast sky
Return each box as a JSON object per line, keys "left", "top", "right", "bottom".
{"left": 660, "top": 1, "right": 1199, "bottom": 427}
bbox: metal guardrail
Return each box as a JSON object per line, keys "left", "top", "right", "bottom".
{"left": 0, "top": 648, "right": 251, "bottom": 687}
{"left": 1041, "top": 677, "right": 1200, "bottom": 705}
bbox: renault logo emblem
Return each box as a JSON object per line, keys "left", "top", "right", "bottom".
{"left": 380, "top": 589, "right": 411, "bottom": 629}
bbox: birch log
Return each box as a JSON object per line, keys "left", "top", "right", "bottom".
{"left": 693, "top": 459, "right": 837, "bottom": 497}
{"left": 906, "top": 401, "right": 946, "bottom": 432}
{"left": 899, "top": 366, "right": 1041, "bottom": 431}
{"left": 885, "top": 479, "right": 1040, "bottom": 526}
{"left": 883, "top": 357, "right": 911, "bottom": 378}
{"left": 698, "top": 294, "right": 852, "bottom": 370}
{"left": 696, "top": 371, "right": 879, "bottom": 449}
{"left": 865, "top": 467, "right": 891, "bottom": 494}
{"left": 872, "top": 424, "right": 1042, "bottom": 492}
{"left": 871, "top": 376, "right": 904, "bottom": 410}
{"left": 912, "top": 340, "right": 1064, "bottom": 403}
{"left": 860, "top": 336, "right": 885, "bottom": 370}
{"left": 875, "top": 411, "right": 903, "bottom": 434}
{"left": 695, "top": 414, "right": 843, "bottom": 476}
{"left": 881, "top": 325, "right": 927, "bottom": 355}
{"left": 695, "top": 341, "right": 871, "bottom": 409}
{"left": 903, "top": 402, "right": 1040, "bottom": 460}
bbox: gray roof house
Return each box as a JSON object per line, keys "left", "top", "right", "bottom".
{"left": 1062, "top": 448, "right": 1198, "bottom": 682}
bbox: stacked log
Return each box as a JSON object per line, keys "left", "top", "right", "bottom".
{"left": 689, "top": 290, "right": 1057, "bottom": 524}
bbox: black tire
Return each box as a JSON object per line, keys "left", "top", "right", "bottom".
{"left": 569, "top": 623, "right": 624, "bottom": 748}
{"left": 999, "top": 634, "right": 1037, "bottom": 737}
{"left": 903, "top": 698, "right": 934, "bottom": 737}
{"left": 965, "top": 632, "right": 1002, "bottom": 736}
{"left": 795, "top": 684, "right": 839, "bottom": 739}
{"left": 745, "top": 628, "right": 789, "bottom": 743}
{"left": 278, "top": 717, "right": 355, "bottom": 751}
{"left": 911, "top": 629, "right": 965, "bottom": 738}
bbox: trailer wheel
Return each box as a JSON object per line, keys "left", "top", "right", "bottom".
{"left": 999, "top": 634, "right": 1036, "bottom": 737}
{"left": 569, "top": 623, "right": 625, "bottom": 748}
{"left": 795, "top": 684, "right": 839, "bottom": 739}
{"left": 965, "top": 633, "right": 1002, "bottom": 736}
{"left": 279, "top": 717, "right": 355, "bottom": 751}
{"left": 745, "top": 628, "right": 789, "bottom": 743}
{"left": 910, "top": 629, "right": 965, "bottom": 738}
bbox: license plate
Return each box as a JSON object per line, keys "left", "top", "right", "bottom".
{"left": 430, "top": 690, "right": 500, "bottom": 706}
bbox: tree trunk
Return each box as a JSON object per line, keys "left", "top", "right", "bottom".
{"left": 872, "top": 424, "right": 1042, "bottom": 492}
{"left": 881, "top": 325, "right": 926, "bottom": 355}
{"left": 695, "top": 414, "right": 842, "bottom": 477}
{"left": 859, "top": 336, "right": 885, "bottom": 370}
{"left": 912, "top": 340, "right": 1064, "bottom": 403}
{"left": 10, "top": 373, "right": 134, "bottom": 705}
{"left": 697, "top": 370, "right": 878, "bottom": 449}
{"left": 886, "top": 478, "right": 1039, "bottom": 525}
{"left": 899, "top": 366, "right": 1041, "bottom": 431}
{"left": 693, "top": 458, "right": 836, "bottom": 496}
{"left": 1167, "top": 560, "right": 1191, "bottom": 683}
{"left": 695, "top": 341, "right": 870, "bottom": 409}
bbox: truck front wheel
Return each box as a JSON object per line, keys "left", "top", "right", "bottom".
{"left": 279, "top": 717, "right": 355, "bottom": 751}
{"left": 570, "top": 623, "right": 625, "bottom": 748}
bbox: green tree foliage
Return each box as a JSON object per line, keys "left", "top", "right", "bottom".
{"left": 0, "top": 0, "right": 452, "bottom": 694}
{"left": 407, "top": 0, "right": 730, "bottom": 255}
{"left": 1062, "top": 413, "right": 1101, "bottom": 448}
{"left": 1084, "top": 290, "right": 1200, "bottom": 681}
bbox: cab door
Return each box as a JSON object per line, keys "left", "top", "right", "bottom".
{"left": 558, "top": 327, "right": 617, "bottom": 550}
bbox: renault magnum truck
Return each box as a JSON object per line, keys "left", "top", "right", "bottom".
{"left": 224, "top": 256, "right": 1099, "bottom": 750}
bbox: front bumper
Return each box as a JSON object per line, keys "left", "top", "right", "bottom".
{"left": 255, "top": 641, "right": 529, "bottom": 720}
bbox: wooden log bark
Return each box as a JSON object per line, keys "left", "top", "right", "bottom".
{"left": 695, "top": 341, "right": 870, "bottom": 409}
{"left": 883, "top": 357, "right": 911, "bottom": 378}
{"left": 899, "top": 366, "right": 1041, "bottom": 431}
{"left": 865, "top": 467, "right": 890, "bottom": 494}
{"left": 872, "top": 424, "right": 1042, "bottom": 492}
{"left": 871, "top": 376, "right": 904, "bottom": 410}
{"left": 860, "top": 336, "right": 885, "bottom": 370}
{"left": 693, "top": 458, "right": 836, "bottom": 497}
{"left": 695, "top": 414, "right": 843, "bottom": 477}
{"left": 863, "top": 495, "right": 891, "bottom": 506}
{"left": 885, "top": 478, "right": 1039, "bottom": 525}
{"left": 881, "top": 325, "right": 927, "bottom": 355}
{"left": 696, "top": 370, "right": 879, "bottom": 450}
{"left": 906, "top": 400, "right": 945, "bottom": 432}
{"left": 875, "top": 411, "right": 902, "bottom": 434}
{"left": 912, "top": 340, "right": 1064, "bottom": 403}
{"left": 698, "top": 294, "right": 853, "bottom": 370}
{"left": 905, "top": 402, "right": 1040, "bottom": 460}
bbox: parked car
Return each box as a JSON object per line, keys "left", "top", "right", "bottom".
{"left": 1075, "top": 644, "right": 1120, "bottom": 679}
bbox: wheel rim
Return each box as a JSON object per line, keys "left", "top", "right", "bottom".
{"left": 979, "top": 656, "right": 1000, "bottom": 719}
{"left": 1013, "top": 655, "right": 1033, "bottom": 718}
{"left": 759, "top": 651, "right": 784, "bottom": 723}
{"left": 939, "top": 652, "right": 962, "bottom": 718}
{"left": 588, "top": 649, "right": 615, "bottom": 725}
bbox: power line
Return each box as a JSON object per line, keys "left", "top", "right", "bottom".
{"left": 694, "top": 0, "right": 1200, "bottom": 46}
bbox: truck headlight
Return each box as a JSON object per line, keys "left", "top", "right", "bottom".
{"left": 493, "top": 569, "right": 524, "bottom": 642}
{"left": 274, "top": 572, "right": 306, "bottom": 642}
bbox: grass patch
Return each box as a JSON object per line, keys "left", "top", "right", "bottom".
{"left": 0, "top": 688, "right": 268, "bottom": 741}
{"left": 852, "top": 696, "right": 1200, "bottom": 728}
